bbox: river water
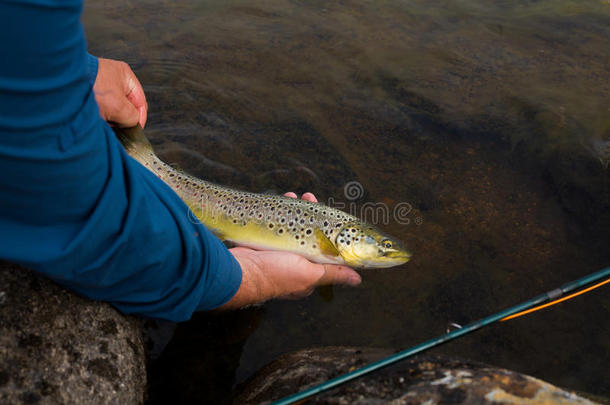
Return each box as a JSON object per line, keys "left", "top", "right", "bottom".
{"left": 83, "top": 1, "right": 609, "bottom": 403}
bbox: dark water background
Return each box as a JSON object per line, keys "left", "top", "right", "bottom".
{"left": 83, "top": 1, "right": 610, "bottom": 403}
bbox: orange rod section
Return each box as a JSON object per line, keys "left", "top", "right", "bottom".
{"left": 501, "top": 278, "right": 610, "bottom": 322}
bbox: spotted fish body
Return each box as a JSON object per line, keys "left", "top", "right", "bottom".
{"left": 115, "top": 126, "right": 411, "bottom": 268}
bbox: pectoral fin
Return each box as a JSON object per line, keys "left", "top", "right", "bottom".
{"left": 314, "top": 228, "right": 341, "bottom": 258}
{"left": 187, "top": 204, "right": 227, "bottom": 240}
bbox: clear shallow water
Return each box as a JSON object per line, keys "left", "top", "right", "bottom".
{"left": 83, "top": 1, "right": 610, "bottom": 403}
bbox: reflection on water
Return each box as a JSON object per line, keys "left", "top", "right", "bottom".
{"left": 83, "top": 0, "right": 609, "bottom": 402}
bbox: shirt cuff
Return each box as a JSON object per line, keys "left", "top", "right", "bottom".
{"left": 86, "top": 53, "right": 99, "bottom": 86}
{"left": 196, "top": 246, "right": 243, "bottom": 311}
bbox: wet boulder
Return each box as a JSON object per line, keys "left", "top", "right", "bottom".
{"left": 235, "top": 347, "right": 599, "bottom": 404}
{"left": 0, "top": 261, "right": 147, "bottom": 404}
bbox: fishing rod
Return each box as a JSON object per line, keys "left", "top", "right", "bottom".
{"left": 270, "top": 266, "right": 610, "bottom": 405}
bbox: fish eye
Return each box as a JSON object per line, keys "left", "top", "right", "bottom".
{"left": 382, "top": 240, "right": 393, "bottom": 249}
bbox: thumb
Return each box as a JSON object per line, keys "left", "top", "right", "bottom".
{"left": 126, "top": 76, "right": 148, "bottom": 128}
{"left": 316, "top": 264, "right": 361, "bottom": 287}
{"left": 110, "top": 95, "right": 140, "bottom": 128}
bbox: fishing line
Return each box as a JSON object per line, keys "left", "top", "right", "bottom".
{"left": 270, "top": 266, "right": 610, "bottom": 405}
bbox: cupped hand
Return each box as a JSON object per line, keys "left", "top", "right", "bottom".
{"left": 93, "top": 58, "right": 148, "bottom": 128}
{"left": 220, "top": 192, "right": 361, "bottom": 309}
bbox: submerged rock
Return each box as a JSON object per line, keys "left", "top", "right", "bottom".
{"left": 235, "top": 347, "right": 600, "bottom": 404}
{"left": 0, "top": 261, "right": 147, "bottom": 404}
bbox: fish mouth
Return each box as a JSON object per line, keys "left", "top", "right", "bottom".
{"left": 384, "top": 250, "right": 412, "bottom": 262}
{"left": 352, "top": 251, "right": 412, "bottom": 268}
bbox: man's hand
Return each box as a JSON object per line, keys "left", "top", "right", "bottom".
{"left": 93, "top": 58, "right": 148, "bottom": 128}
{"left": 220, "top": 192, "right": 361, "bottom": 309}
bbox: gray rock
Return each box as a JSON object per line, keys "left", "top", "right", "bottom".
{"left": 0, "top": 261, "right": 147, "bottom": 405}
{"left": 235, "top": 347, "right": 601, "bottom": 405}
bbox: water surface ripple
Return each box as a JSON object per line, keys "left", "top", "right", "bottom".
{"left": 83, "top": 1, "right": 610, "bottom": 403}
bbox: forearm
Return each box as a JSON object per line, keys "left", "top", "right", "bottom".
{"left": 218, "top": 252, "right": 269, "bottom": 310}
{"left": 0, "top": 0, "right": 241, "bottom": 321}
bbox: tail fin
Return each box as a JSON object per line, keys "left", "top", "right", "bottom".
{"left": 113, "top": 124, "right": 154, "bottom": 154}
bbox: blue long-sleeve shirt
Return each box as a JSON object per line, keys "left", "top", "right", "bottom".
{"left": 0, "top": 0, "right": 242, "bottom": 321}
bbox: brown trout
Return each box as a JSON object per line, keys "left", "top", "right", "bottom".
{"left": 115, "top": 126, "right": 411, "bottom": 268}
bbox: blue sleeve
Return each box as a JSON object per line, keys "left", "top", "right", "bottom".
{"left": 0, "top": 0, "right": 242, "bottom": 321}
{"left": 87, "top": 53, "right": 99, "bottom": 86}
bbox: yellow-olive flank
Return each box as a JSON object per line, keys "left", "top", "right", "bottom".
{"left": 115, "top": 126, "right": 411, "bottom": 268}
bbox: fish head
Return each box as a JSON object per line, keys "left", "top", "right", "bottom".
{"left": 333, "top": 222, "right": 412, "bottom": 268}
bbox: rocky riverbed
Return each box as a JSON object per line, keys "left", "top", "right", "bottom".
{"left": 235, "top": 347, "right": 603, "bottom": 405}
{"left": 0, "top": 262, "right": 146, "bottom": 405}
{"left": 1, "top": 263, "right": 607, "bottom": 404}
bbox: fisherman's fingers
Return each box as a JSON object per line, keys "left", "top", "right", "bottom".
{"left": 125, "top": 73, "right": 148, "bottom": 128}
{"left": 301, "top": 192, "right": 318, "bottom": 203}
{"left": 110, "top": 93, "right": 140, "bottom": 128}
{"left": 93, "top": 58, "right": 147, "bottom": 128}
{"left": 278, "top": 287, "right": 316, "bottom": 300}
{"left": 314, "top": 264, "right": 361, "bottom": 287}
{"left": 283, "top": 192, "right": 318, "bottom": 203}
